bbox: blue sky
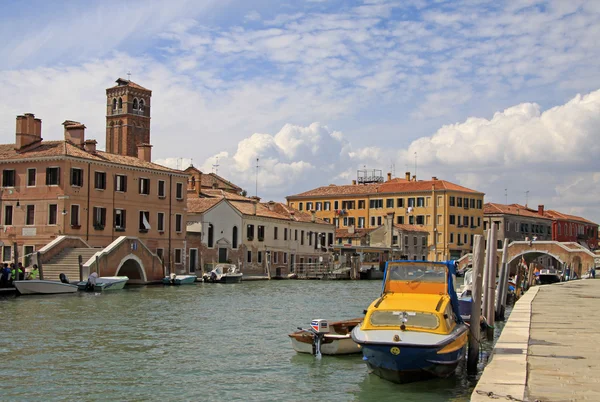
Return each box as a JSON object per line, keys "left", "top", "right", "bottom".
{"left": 1, "top": 0, "right": 600, "bottom": 223}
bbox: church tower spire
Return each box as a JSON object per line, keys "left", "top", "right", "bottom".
{"left": 105, "top": 78, "right": 152, "bottom": 157}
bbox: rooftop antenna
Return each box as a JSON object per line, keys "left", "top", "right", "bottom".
{"left": 212, "top": 157, "right": 220, "bottom": 175}
{"left": 505, "top": 188, "right": 508, "bottom": 205}
{"left": 414, "top": 152, "right": 417, "bottom": 179}
{"left": 127, "top": 71, "right": 131, "bottom": 81}
{"left": 525, "top": 190, "right": 529, "bottom": 208}
{"left": 255, "top": 158, "right": 260, "bottom": 197}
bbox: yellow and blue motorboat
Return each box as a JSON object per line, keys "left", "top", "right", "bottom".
{"left": 351, "top": 260, "right": 468, "bottom": 383}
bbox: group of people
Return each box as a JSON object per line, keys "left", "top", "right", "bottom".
{"left": 0, "top": 263, "right": 40, "bottom": 288}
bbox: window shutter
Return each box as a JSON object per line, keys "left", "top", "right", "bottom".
{"left": 46, "top": 168, "right": 50, "bottom": 185}
{"left": 122, "top": 210, "right": 126, "bottom": 228}
{"left": 101, "top": 208, "right": 106, "bottom": 226}
{"left": 123, "top": 176, "right": 127, "bottom": 192}
{"left": 93, "top": 207, "right": 98, "bottom": 224}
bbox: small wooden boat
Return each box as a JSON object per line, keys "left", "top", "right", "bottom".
{"left": 162, "top": 274, "right": 197, "bottom": 285}
{"left": 352, "top": 260, "right": 468, "bottom": 383}
{"left": 289, "top": 318, "right": 362, "bottom": 355}
{"left": 14, "top": 280, "right": 78, "bottom": 295}
{"left": 202, "top": 264, "right": 243, "bottom": 284}
{"left": 77, "top": 276, "right": 129, "bottom": 291}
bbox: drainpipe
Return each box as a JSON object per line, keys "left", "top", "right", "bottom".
{"left": 85, "top": 161, "right": 91, "bottom": 241}
{"left": 168, "top": 174, "right": 172, "bottom": 275}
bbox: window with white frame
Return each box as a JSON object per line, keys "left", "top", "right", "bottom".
{"left": 139, "top": 178, "right": 150, "bottom": 195}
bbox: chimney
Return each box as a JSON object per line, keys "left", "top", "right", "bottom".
{"left": 385, "top": 213, "right": 394, "bottom": 246}
{"left": 352, "top": 180, "right": 357, "bottom": 185}
{"left": 405, "top": 171, "right": 410, "bottom": 181}
{"left": 538, "top": 205, "right": 544, "bottom": 215}
{"left": 83, "top": 139, "right": 97, "bottom": 153}
{"left": 15, "top": 113, "right": 42, "bottom": 150}
{"left": 62, "top": 120, "right": 85, "bottom": 147}
{"left": 432, "top": 176, "right": 438, "bottom": 181}
{"left": 137, "top": 143, "right": 152, "bottom": 162}
{"left": 267, "top": 201, "right": 275, "bottom": 211}
{"left": 252, "top": 201, "right": 257, "bottom": 215}
{"left": 311, "top": 211, "right": 316, "bottom": 222}
{"left": 412, "top": 175, "right": 416, "bottom": 182}
{"left": 387, "top": 172, "right": 392, "bottom": 181}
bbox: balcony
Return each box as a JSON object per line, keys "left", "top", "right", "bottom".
{"left": 111, "top": 108, "right": 123, "bottom": 115}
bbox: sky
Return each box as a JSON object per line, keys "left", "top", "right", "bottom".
{"left": 1, "top": 0, "right": 600, "bottom": 223}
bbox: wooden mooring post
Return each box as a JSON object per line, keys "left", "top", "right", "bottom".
{"left": 484, "top": 227, "right": 497, "bottom": 341}
{"left": 467, "top": 234, "right": 485, "bottom": 374}
{"left": 495, "top": 239, "right": 509, "bottom": 321}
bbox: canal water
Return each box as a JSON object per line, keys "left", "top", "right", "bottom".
{"left": 0, "top": 280, "right": 504, "bottom": 401}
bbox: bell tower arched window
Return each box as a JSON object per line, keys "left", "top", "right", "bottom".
{"left": 112, "top": 98, "right": 117, "bottom": 110}
{"left": 118, "top": 97, "right": 123, "bottom": 109}
{"left": 208, "top": 224, "right": 214, "bottom": 248}
{"left": 139, "top": 99, "right": 144, "bottom": 112}
{"left": 232, "top": 226, "right": 238, "bottom": 249}
{"left": 133, "top": 98, "right": 139, "bottom": 110}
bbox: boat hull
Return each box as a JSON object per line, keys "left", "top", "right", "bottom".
{"left": 289, "top": 333, "right": 361, "bottom": 355}
{"left": 217, "top": 274, "right": 243, "bottom": 284}
{"left": 539, "top": 274, "right": 561, "bottom": 285}
{"left": 353, "top": 325, "right": 468, "bottom": 383}
{"left": 14, "top": 280, "right": 78, "bottom": 295}
{"left": 77, "top": 277, "right": 129, "bottom": 291}
{"left": 162, "top": 275, "right": 197, "bottom": 285}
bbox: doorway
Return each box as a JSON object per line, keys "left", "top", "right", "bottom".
{"left": 218, "top": 248, "right": 228, "bottom": 263}
{"left": 189, "top": 249, "right": 198, "bottom": 273}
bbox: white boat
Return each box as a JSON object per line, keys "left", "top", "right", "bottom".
{"left": 77, "top": 276, "right": 129, "bottom": 291}
{"left": 14, "top": 280, "right": 78, "bottom": 295}
{"left": 539, "top": 268, "right": 561, "bottom": 284}
{"left": 203, "top": 264, "right": 243, "bottom": 283}
{"left": 289, "top": 318, "right": 362, "bottom": 355}
{"left": 162, "top": 274, "right": 197, "bottom": 285}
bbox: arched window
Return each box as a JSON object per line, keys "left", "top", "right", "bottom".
{"left": 133, "top": 98, "right": 139, "bottom": 110}
{"left": 232, "top": 226, "right": 238, "bottom": 249}
{"left": 191, "top": 177, "right": 196, "bottom": 188}
{"left": 112, "top": 98, "right": 117, "bottom": 110}
{"left": 139, "top": 99, "right": 144, "bottom": 111}
{"left": 208, "top": 224, "right": 214, "bottom": 248}
{"left": 118, "top": 97, "right": 123, "bottom": 109}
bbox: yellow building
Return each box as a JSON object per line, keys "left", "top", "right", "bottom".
{"left": 286, "top": 172, "right": 485, "bottom": 261}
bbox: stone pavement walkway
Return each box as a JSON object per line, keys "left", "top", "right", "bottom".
{"left": 472, "top": 279, "right": 600, "bottom": 402}
{"left": 527, "top": 280, "right": 600, "bottom": 401}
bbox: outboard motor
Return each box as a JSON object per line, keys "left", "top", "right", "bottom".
{"left": 59, "top": 273, "right": 69, "bottom": 284}
{"left": 309, "top": 319, "right": 329, "bottom": 358}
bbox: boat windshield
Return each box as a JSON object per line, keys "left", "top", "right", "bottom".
{"left": 370, "top": 310, "right": 439, "bottom": 329}
{"left": 384, "top": 262, "right": 447, "bottom": 294}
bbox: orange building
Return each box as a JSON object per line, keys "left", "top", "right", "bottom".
{"left": 0, "top": 79, "right": 188, "bottom": 272}
{"left": 287, "top": 172, "right": 485, "bottom": 260}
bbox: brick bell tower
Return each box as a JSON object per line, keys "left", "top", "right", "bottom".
{"left": 105, "top": 78, "right": 152, "bottom": 157}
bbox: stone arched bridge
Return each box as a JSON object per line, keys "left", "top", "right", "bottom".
{"left": 457, "top": 241, "right": 600, "bottom": 277}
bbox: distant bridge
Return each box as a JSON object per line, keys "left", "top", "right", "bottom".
{"left": 457, "top": 241, "right": 600, "bottom": 277}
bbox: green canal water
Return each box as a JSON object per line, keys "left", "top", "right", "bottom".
{"left": 0, "top": 280, "right": 502, "bottom": 401}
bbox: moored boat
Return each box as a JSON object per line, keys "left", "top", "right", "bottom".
{"left": 289, "top": 318, "right": 362, "bottom": 355}
{"left": 162, "top": 274, "right": 197, "bottom": 285}
{"left": 77, "top": 276, "right": 129, "bottom": 291}
{"left": 539, "top": 268, "right": 561, "bottom": 285}
{"left": 202, "top": 264, "right": 243, "bottom": 283}
{"left": 14, "top": 280, "right": 78, "bottom": 295}
{"left": 351, "top": 260, "right": 468, "bottom": 383}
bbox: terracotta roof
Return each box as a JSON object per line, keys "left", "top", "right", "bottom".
{"left": 201, "top": 189, "right": 250, "bottom": 202}
{"left": 288, "top": 178, "right": 482, "bottom": 198}
{"left": 484, "top": 203, "right": 551, "bottom": 220}
{"left": 0, "top": 141, "right": 183, "bottom": 174}
{"left": 379, "top": 179, "right": 482, "bottom": 195}
{"left": 187, "top": 198, "right": 222, "bottom": 214}
{"left": 268, "top": 202, "right": 330, "bottom": 224}
{"left": 230, "top": 201, "right": 286, "bottom": 220}
{"left": 543, "top": 209, "right": 597, "bottom": 225}
{"left": 335, "top": 228, "right": 372, "bottom": 238}
{"left": 393, "top": 224, "right": 429, "bottom": 233}
{"left": 201, "top": 172, "right": 242, "bottom": 191}
{"left": 288, "top": 183, "right": 382, "bottom": 198}
{"left": 110, "top": 78, "right": 151, "bottom": 92}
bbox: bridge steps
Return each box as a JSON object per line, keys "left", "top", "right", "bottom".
{"left": 42, "top": 248, "right": 99, "bottom": 282}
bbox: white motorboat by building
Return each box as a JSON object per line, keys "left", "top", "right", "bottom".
{"left": 289, "top": 318, "right": 362, "bottom": 356}
{"left": 14, "top": 280, "right": 78, "bottom": 295}
{"left": 77, "top": 276, "right": 129, "bottom": 291}
{"left": 203, "top": 264, "right": 243, "bottom": 283}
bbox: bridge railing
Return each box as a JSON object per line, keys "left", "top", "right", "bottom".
{"left": 82, "top": 236, "right": 164, "bottom": 283}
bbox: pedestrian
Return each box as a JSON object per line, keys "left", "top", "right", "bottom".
{"left": 0, "top": 263, "right": 10, "bottom": 288}
{"left": 592, "top": 266, "right": 596, "bottom": 279}
{"left": 10, "top": 263, "right": 23, "bottom": 283}
{"left": 565, "top": 267, "right": 570, "bottom": 281}
{"left": 28, "top": 264, "right": 39, "bottom": 280}
{"left": 17, "top": 262, "right": 25, "bottom": 280}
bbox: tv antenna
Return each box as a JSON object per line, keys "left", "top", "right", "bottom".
{"left": 414, "top": 152, "right": 417, "bottom": 179}
{"left": 525, "top": 190, "right": 529, "bottom": 207}
{"left": 255, "top": 158, "right": 260, "bottom": 197}
{"left": 212, "top": 157, "right": 220, "bottom": 175}
{"left": 505, "top": 188, "right": 507, "bottom": 205}
{"left": 127, "top": 71, "right": 131, "bottom": 81}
